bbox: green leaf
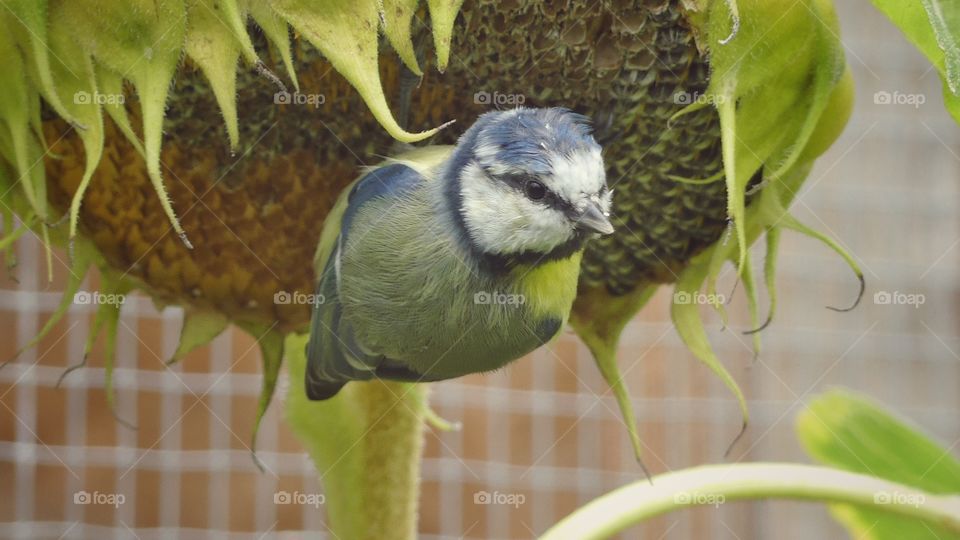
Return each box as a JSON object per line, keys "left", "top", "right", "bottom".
{"left": 426, "top": 0, "right": 464, "bottom": 72}
{"left": 704, "top": 0, "right": 844, "bottom": 278}
{"left": 0, "top": 19, "right": 47, "bottom": 220}
{"left": 0, "top": 216, "right": 30, "bottom": 253}
{"left": 738, "top": 252, "right": 761, "bottom": 356}
{"left": 869, "top": 0, "right": 960, "bottom": 123}
{"left": 247, "top": 2, "right": 300, "bottom": 91}
{"left": 381, "top": 0, "right": 422, "bottom": 75}
{"left": 185, "top": 0, "right": 253, "bottom": 151}
{"left": 167, "top": 309, "right": 230, "bottom": 365}
{"left": 744, "top": 225, "right": 781, "bottom": 335}
{"left": 671, "top": 249, "right": 749, "bottom": 433}
{"left": 99, "top": 278, "right": 135, "bottom": 429}
{"left": 798, "top": 389, "right": 960, "bottom": 540}
{"left": 240, "top": 323, "right": 283, "bottom": 471}
{"left": 577, "top": 285, "right": 658, "bottom": 475}
{"left": 272, "top": 0, "right": 449, "bottom": 143}
{"left": 44, "top": 10, "right": 105, "bottom": 240}
{"left": 5, "top": 240, "right": 93, "bottom": 363}
{"left": 922, "top": 0, "right": 960, "bottom": 94}
{"left": 95, "top": 64, "right": 145, "bottom": 157}
{"left": 778, "top": 211, "right": 864, "bottom": 312}
{"left": 661, "top": 31, "right": 856, "bottom": 433}
{"left": 57, "top": 284, "right": 110, "bottom": 386}
{"left": 1, "top": 0, "right": 83, "bottom": 129}
{"left": 58, "top": 0, "right": 192, "bottom": 248}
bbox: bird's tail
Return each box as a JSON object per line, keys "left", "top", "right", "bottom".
{"left": 303, "top": 360, "right": 346, "bottom": 400}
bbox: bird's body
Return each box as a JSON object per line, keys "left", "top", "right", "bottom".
{"left": 312, "top": 160, "right": 577, "bottom": 380}
{"left": 306, "top": 108, "right": 612, "bottom": 400}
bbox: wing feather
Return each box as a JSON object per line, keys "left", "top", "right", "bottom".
{"left": 304, "top": 163, "right": 425, "bottom": 400}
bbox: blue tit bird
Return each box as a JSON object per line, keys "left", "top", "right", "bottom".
{"left": 305, "top": 107, "right": 614, "bottom": 400}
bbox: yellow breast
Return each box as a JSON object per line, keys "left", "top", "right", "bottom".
{"left": 513, "top": 251, "right": 583, "bottom": 321}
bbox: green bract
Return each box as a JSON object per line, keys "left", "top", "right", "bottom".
{"left": 594, "top": 0, "right": 861, "bottom": 463}
{"left": 0, "top": 0, "right": 454, "bottom": 252}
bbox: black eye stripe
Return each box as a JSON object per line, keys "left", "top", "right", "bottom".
{"left": 498, "top": 172, "right": 539, "bottom": 191}
{"left": 483, "top": 170, "right": 577, "bottom": 214}
{"left": 503, "top": 174, "right": 556, "bottom": 202}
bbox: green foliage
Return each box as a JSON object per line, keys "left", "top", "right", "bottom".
{"left": 185, "top": 0, "right": 259, "bottom": 152}
{"left": 0, "top": 0, "right": 461, "bottom": 250}
{"left": 869, "top": 0, "right": 960, "bottom": 123}
{"left": 664, "top": 0, "right": 859, "bottom": 444}
{"left": 270, "top": 0, "right": 451, "bottom": 143}
{"left": 798, "top": 389, "right": 960, "bottom": 539}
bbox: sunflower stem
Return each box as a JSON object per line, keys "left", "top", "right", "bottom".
{"left": 285, "top": 334, "right": 425, "bottom": 539}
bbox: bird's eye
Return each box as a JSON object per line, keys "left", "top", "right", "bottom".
{"left": 524, "top": 180, "right": 547, "bottom": 200}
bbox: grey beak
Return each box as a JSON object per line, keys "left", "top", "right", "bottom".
{"left": 574, "top": 202, "right": 614, "bottom": 235}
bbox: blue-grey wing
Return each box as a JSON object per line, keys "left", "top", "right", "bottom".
{"left": 304, "top": 164, "right": 423, "bottom": 400}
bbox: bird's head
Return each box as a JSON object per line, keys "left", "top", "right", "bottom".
{"left": 446, "top": 107, "right": 613, "bottom": 264}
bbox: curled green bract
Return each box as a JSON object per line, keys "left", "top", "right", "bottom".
{"left": 653, "top": 0, "right": 860, "bottom": 444}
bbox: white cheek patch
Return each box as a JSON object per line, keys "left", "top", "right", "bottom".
{"left": 459, "top": 163, "right": 573, "bottom": 255}
{"left": 513, "top": 198, "right": 573, "bottom": 252}
{"left": 547, "top": 147, "right": 606, "bottom": 207}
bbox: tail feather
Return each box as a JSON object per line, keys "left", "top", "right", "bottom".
{"left": 304, "top": 372, "right": 345, "bottom": 401}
